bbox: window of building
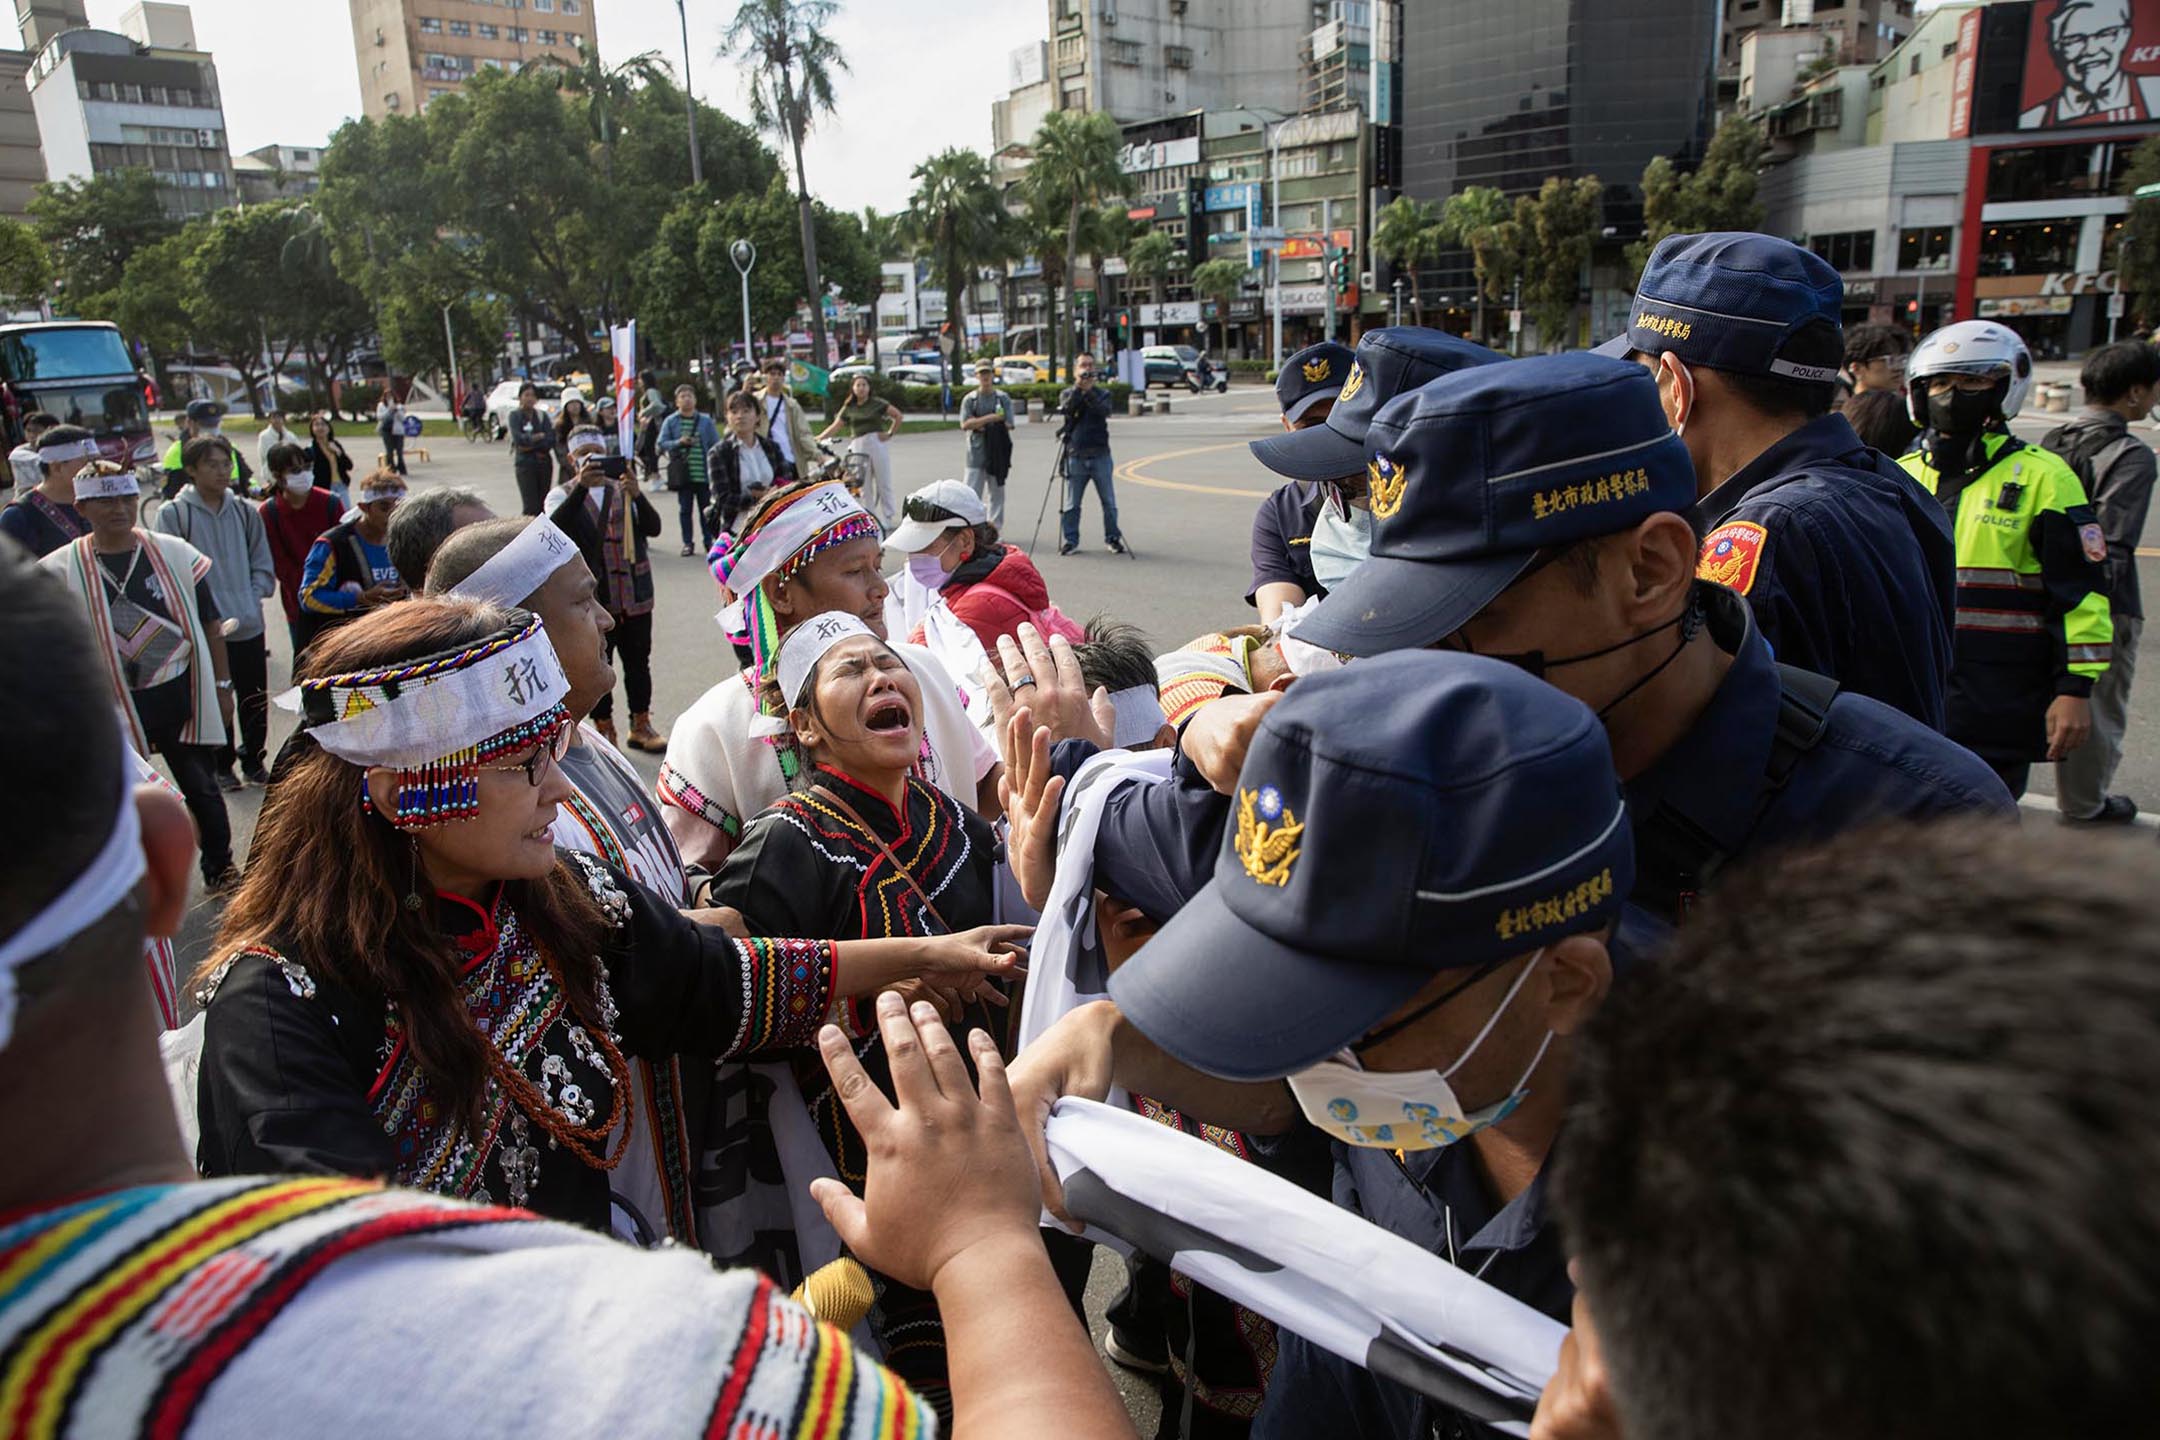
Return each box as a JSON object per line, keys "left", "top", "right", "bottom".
{"left": 1108, "top": 38, "right": 1141, "bottom": 65}
{"left": 510, "top": 26, "right": 528, "bottom": 40}
{"left": 1897, "top": 226, "right": 1953, "bottom": 271}
{"left": 478, "top": 23, "right": 497, "bottom": 38}
{"left": 1808, "top": 230, "right": 1875, "bottom": 272}
{"left": 1060, "top": 84, "right": 1087, "bottom": 110}
{"left": 1165, "top": 44, "right": 1194, "bottom": 68}
{"left": 1979, "top": 220, "right": 2078, "bottom": 274}
{"left": 1909, "top": 51, "right": 1921, "bottom": 76}
{"left": 537, "top": 29, "right": 556, "bottom": 44}
{"left": 1984, "top": 142, "right": 2129, "bottom": 203}
{"left": 535, "top": 0, "right": 553, "bottom": 9}
{"left": 430, "top": 87, "right": 454, "bottom": 101}
{"left": 419, "top": 15, "right": 441, "bottom": 32}
{"left": 562, "top": 0, "right": 579, "bottom": 12}
{"left": 120, "top": 83, "right": 142, "bottom": 102}
{"left": 449, "top": 19, "right": 469, "bottom": 35}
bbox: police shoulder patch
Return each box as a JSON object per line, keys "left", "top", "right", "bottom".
{"left": 2080, "top": 521, "right": 2108, "bottom": 564}
{"left": 1698, "top": 520, "right": 1770, "bottom": 596}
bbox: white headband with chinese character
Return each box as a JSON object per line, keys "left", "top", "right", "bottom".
{"left": 776, "top": 610, "right": 877, "bottom": 711}
{"left": 450, "top": 516, "right": 579, "bottom": 608}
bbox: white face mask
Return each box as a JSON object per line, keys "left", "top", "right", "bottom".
{"left": 906, "top": 548, "right": 951, "bottom": 591}
{"left": 1310, "top": 499, "right": 1373, "bottom": 591}
{"left": 282, "top": 472, "right": 312, "bottom": 496}
{"left": 1286, "top": 950, "right": 1553, "bottom": 1152}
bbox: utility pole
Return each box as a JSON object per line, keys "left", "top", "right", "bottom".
{"left": 442, "top": 304, "right": 461, "bottom": 417}
{"left": 676, "top": 0, "right": 702, "bottom": 187}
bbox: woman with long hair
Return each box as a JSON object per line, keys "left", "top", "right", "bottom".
{"left": 305, "top": 412, "right": 354, "bottom": 508}
{"left": 815, "top": 373, "right": 904, "bottom": 527}
{"left": 711, "top": 611, "right": 1005, "bottom": 1421}
{"left": 194, "top": 596, "right": 1023, "bottom": 1239}
{"left": 659, "top": 481, "right": 1001, "bottom": 873}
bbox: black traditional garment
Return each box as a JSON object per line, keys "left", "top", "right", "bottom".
{"left": 711, "top": 764, "right": 999, "bottom": 1420}
{"left": 195, "top": 851, "right": 836, "bottom": 1241}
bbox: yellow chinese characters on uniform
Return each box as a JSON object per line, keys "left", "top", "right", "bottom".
{"left": 1495, "top": 867, "right": 1614, "bottom": 942}
{"left": 1531, "top": 467, "right": 1652, "bottom": 521}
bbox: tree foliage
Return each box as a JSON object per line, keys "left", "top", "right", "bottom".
{"left": 1023, "top": 110, "right": 1127, "bottom": 384}
{"left": 0, "top": 219, "right": 52, "bottom": 309}
{"left": 1513, "top": 176, "right": 1604, "bottom": 350}
{"left": 1128, "top": 230, "right": 1178, "bottom": 293}
{"left": 2119, "top": 135, "right": 2160, "bottom": 320}
{"left": 28, "top": 169, "right": 177, "bottom": 318}
{"left": 904, "top": 148, "right": 1008, "bottom": 382}
{"left": 1371, "top": 195, "right": 1441, "bottom": 272}
{"left": 1629, "top": 115, "right": 1766, "bottom": 282}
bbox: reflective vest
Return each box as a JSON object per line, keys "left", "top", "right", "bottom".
{"left": 1897, "top": 431, "right": 2112, "bottom": 761}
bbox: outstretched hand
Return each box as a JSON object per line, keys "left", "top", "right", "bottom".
{"left": 984, "top": 622, "right": 1115, "bottom": 759}
{"left": 809, "top": 993, "right": 1044, "bottom": 1292}
{"left": 997, "top": 706, "right": 1067, "bottom": 912}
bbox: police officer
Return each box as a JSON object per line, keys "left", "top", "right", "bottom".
{"left": 160, "top": 398, "right": 251, "bottom": 500}
{"left": 1246, "top": 330, "right": 1502, "bottom": 624}
{"left": 1008, "top": 649, "right": 1635, "bottom": 1440}
{"left": 1247, "top": 339, "right": 1353, "bottom": 622}
{"left": 1897, "top": 320, "right": 2113, "bottom": 798}
{"left": 1276, "top": 351, "right": 2013, "bottom": 923}
{"left": 1597, "top": 232, "right": 1956, "bottom": 730}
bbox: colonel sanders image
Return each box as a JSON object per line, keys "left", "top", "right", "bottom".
{"left": 2021, "top": 0, "right": 2160, "bottom": 128}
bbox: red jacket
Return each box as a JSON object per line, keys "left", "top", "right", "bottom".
{"left": 259, "top": 488, "right": 343, "bottom": 624}
{"left": 942, "top": 544, "right": 1053, "bottom": 653}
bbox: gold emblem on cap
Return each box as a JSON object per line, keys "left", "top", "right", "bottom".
{"left": 1301, "top": 357, "right": 1332, "bottom": 383}
{"left": 1337, "top": 360, "right": 1365, "bottom": 405}
{"left": 1236, "top": 785, "right": 1304, "bottom": 887}
{"left": 1369, "top": 450, "right": 1407, "bottom": 520}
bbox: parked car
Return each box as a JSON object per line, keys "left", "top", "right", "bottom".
{"left": 484, "top": 378, "right": 561, "bottom": 440}
{"left": 995, "top": 353, "right": 1071, "bottom": 384}
{"left": 1143, "top": 344, "right": 1222, "bottom": 393}
{"left": 0, "top": 321, "right": 158, "bottom": 470}
{"left": 887, "top": 361, "right": 948, "bottom": 387}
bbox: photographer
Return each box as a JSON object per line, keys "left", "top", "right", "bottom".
{"left": 551, "top": 425, "right": 665, "bottom": 752}
{"left": 1057, "top": 352, "right": 1124, "bottom": 556}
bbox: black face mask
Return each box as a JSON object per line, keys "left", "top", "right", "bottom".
{"left": 1926, "top": 387, "right": 1998, "bottom": 437}
{"left": 1461, "top": 594, "right": 1704, "bottom": 720}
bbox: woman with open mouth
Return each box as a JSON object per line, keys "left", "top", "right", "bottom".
{"left": 191, "top": 597, "right": 1027, "bottom": 1247}
{"left": 712, "top": 610, "right": 1010, "bottom": 1426}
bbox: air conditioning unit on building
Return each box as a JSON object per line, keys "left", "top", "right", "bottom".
{"left": 196, "top": 129, "right": 214, "bottom": 148}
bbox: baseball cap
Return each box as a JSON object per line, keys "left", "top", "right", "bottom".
{"left": 1250, "top": 328, "right": 1504, "bottom": 482}
{"left": 974, "top": 357, "right": 996, "bottom": 373}
{"left": 1597, "top": 231, "right": 1844, "bottom": 383}
{"left": 1274, "top": 341, "right": 1354, "bottom": 424}
{"left": 1295, "top": 353, "right": 1696, "bottom": 658}
{"left": 885, "top": 477, "right": 988, "bottom": 552}
{"left": 1108, "top": 649, "right": 1633, "bottom": 1082}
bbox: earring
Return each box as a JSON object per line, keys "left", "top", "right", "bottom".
{"left": 402, "top": 836, "right": 423, "bottom": 913}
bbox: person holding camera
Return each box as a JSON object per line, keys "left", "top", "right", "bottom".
{"left": 1057, "top": 352, "right": 1124, "bottom": 556}
{"left": 550, "top": 425, "right": 665, "bottom": 752}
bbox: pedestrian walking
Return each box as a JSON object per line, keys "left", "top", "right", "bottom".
{"left": 507, "top": 381, "right": 556, "bottom": 516}
{"left": 257, "top": 441, "right": 343, "bottom": 656}
{"left": 0, "top": 423, "right": 95, "bottom": 558}
{"left": 958, "top": 358, "right": 1015, "bottom": 527}
{"left": 1056, "top": 352, "right": 1122, "bottom": 555}
{"left": 152, "top": 435, "right": 275, "bottom": 788}
{"left": 460, "top": 382, "right": 488, "bottom": 441}
{"left": 758, "top": 356, "right": 818, "bottom": 476}
{"left": 254, "top": 409, "right": 306, "bottom": 480}
{"left": 375, "top": 388, "right": 408, "bottom": 478}
{"left": 818, "top": 373, "right": 903, "bottom": 528}
{"left": 658, "top": 384, "right": 722, "bottom": 556}
{"left": 2040, "top": 339, "right": 2160, "bottom": 823}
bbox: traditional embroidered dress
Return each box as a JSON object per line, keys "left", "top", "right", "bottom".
{"left": 0, "top": 1175, "right": 934, "bottom": 1439}
{"left": 194, "top": 850, "right": 836, "bottom": 1239}
{"left": 713, "top": 765, "right": 999, "bottom": 1420}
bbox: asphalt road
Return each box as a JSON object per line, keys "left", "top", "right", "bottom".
{"left": 158, "top": 383, "right": 2160, "bottom": 1430}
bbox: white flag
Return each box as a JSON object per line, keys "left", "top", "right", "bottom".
{"left": 610, "top": 320, "right": 637, "bottom": 456}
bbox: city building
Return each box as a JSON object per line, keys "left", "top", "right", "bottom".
{"left": 232, "top": 142, "right": 322, "bottom": 205}
{"left": 1720, "top": 0, "right": 1915, "bottom": 84}
{"left": 1398, "top": 0, "right": 1720, "bottom": 346}
{"left": 347, "top": 0, "right": 598, "bottom": 120}
{"left": 1950, "top": 0, "right": 2160, "bottom": 356}
{"left": 0, "top": 49, "right": 47, "bottom": 221}
{"left": 26, "top": 1, "right": 234, "bottom": 219}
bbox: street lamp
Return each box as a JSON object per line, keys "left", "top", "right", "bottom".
{"left": 1391, "top": 276, "right": 1407, "bottom": 328}
{"left": 729, "top": 238, "right": 757, "bottom": 365}
{"left": 675, "top": 0, "right": 702, "bottom": 187}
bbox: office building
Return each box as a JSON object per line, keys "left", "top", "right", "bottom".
{"left": 1720, "top": 0, "right": 1915, "bottom": 83}
{"left": 348, "top": 0, "right": 598, "bottom": 120}
{"left": 0, "top": 49, "right": 45, "bottom": 221}
{"left": 26, "top": 1, "right": 234, "bottom": 219}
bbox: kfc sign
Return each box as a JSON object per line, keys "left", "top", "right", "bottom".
{"left": 2020, "top": 0, "right": 2160, "bottom": 129}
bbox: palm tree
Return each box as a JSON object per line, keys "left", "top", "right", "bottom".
{"left": 724, "top": 0, "right": 847, "bottom": 367}
{"left": 1079, "top": 203, "right": 1135, "bottom": 355}
{"left": 1126, "top": 230, "right": 1175, "bottom": 303}
{"left": 1438, "top": 186, "right": 1519, "bottom": 342}
{"left": 529, "top": 42, "right": 667, "bottom": 183}
{"left": 903, "top": 148, "right": 1006, "bottom": 385}
{"left": 1022, "top": 110, "right": 1126, "bottom": 384}
{"left": 1189, "top": 257, "right": 1249, "bottom": 357}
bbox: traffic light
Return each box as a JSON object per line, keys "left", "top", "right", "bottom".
{"left": 1906, "top": 299, "right": 1919, "bottom": 315}
{"left": 1328, "top": 256, "right": 1350, "bottom": 295}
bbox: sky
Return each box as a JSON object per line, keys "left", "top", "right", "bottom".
{"left": 83, "top": 0, "right": 1044, "bottom": 214}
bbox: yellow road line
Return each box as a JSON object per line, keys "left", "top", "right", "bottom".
{"left": 1115, "top": 440, "right": 1272, "bottom": 498}
{"left": 2141, "top": 546, "right": 2160, "bottom": 557}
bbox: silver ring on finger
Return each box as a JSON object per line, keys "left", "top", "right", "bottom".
{"left": 1010, "top": 675, "right": 1038, "bottom": 692}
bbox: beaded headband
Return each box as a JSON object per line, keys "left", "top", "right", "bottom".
{"left": 274, "top": 614, "right": 572, "bottom": 829}
{"left": 710, "top": 483, "right": 881, "bottom": 673}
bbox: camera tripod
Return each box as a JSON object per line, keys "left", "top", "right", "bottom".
{"left": 1026, "top": 419, "right": 1140, "bottom": 561}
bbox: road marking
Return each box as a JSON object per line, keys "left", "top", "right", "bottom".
{"left": 2016, "top": 792, "right": 2159, "bottom": 827}
{"left": 1115, "top": 440, "right": 1273, "bottom": 498}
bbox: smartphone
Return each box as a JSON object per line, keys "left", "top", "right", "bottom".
{"left": 598, "top": 455, "right": 630, "bottom": 480}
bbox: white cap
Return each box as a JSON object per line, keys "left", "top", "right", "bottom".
{"left": 886, "top": 478, "right": 988, "bottom": 553}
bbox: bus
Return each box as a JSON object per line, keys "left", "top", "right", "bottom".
{"left": 0, "top": 321, "right": 158, "bottom": 469}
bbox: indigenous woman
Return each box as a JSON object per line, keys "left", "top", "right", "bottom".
{"left": 194, "top": 597, "right": 1022, "bottom": 1241}
{"left": 659, "top": 481, "right": 1000, "bottom": 873}
{"left": 712, "top": 611, "right": 1004, "bottom": 1421}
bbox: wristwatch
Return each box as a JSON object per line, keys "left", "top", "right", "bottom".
{"left": 215, "top": 679, "right": 233, "bottom": 691}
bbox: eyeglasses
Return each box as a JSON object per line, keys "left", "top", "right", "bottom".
{"left": 486, "top": 723, "right": 573, "bottom": 787}
{"left": 2057, "top": 23, "right": 2128, "bottom": 56}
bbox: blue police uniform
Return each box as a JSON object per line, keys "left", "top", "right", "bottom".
{"left": 1601, "top": 232, "right": 1955, "bottom": 732}
{"left": 1695, "top": 411, "right": 1955, "bottom": 730}
{"left": 1246, "top": 343, "right": 1362, "bottom": 607}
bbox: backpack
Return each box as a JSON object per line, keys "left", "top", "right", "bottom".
{"left": 963, "top": 576, "right": 1086, "bottom": 642}
{"left": 2041, "top": 418, "right": 2126, "bottom": 498}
